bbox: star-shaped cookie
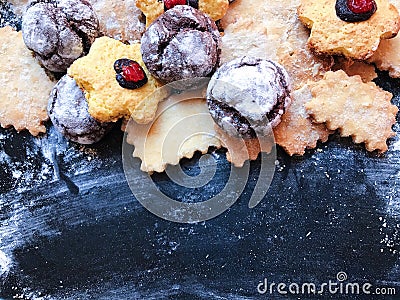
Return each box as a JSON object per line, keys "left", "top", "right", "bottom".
{"left": 136, "top": 0, "right": 229, "bottom": 27}
{"left": 367, "top": 0, "right": 400, "bottom": 78}
{"left": 68, "top": 36, "right": 165, "bottom": 124}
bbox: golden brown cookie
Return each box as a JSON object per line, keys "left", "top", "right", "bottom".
{"left": 220, "top": 0, "right": 292, "bottom": 64}
{"left": 277, "top": 2, "right": 334, "bottom": 89}
{"left": 214, "top": 126, "right": 274, "bottom": 167}
{"left": 367, "top": 0, "right": 400, "bottom": 77}
{"left": 220, "top": 5, "right": 282, "bottom": 64}
{"left": 220, "top": 0, "right": 333, "bottom": 90}
{"left": 368, "top": 36, "right": 400, "bottom": 77}
{"left": 125, "top": 93, "right": 222, "bottom": 173}
{"left": 68, "top": 36, "right": 165, "bottom": 124}
{"left": 306, "top": 70, "right": 398, "bottom": 152}
{"left": 333, "top": 57, "right": 378, "bottom": 82}
{"left": 220, "top": 0, "right": 333, "bottom": 156}
{"left": 0, "top": 26, "right": 55, "bottom": 136}
{"left": 136, "top": 0, "right": 229, "bottom": 27}
{"left": 90, "top": 0, "right": 145, "bottom": 44}
{"left": 274, "top": 85, "right": 333, "bottom": 156}
{"left": 298, "top": 0, "right": 400, "bottom": 60}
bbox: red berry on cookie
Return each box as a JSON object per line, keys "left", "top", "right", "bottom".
{"left": 347, "top": 0, "right": 376, "bottom": 14}
{"left": 114, "top": 59, "right": 148, "bottom": 90}
{"left": 335, "top": 0, "right": 377, "bottom": 22}
{"left": 163, "top": 0, "right": 187, "bottom": 10}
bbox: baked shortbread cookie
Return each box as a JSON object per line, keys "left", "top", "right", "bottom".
{"left": 90, "top": 0, "right": 145, "bottom": 44}
{"left": 274, "top": 85, "right": 333, "bottom": 156}
{"left": 220, "top": 0, "right": 333, "bottom": 156}
{"left": 368, "top": 36, "right": 400, "bottom": 77}
{"left": 125, "top": 90, "right": 272, "bottom": 173}
{"left": 125, "top": 93, "right": 222, "bottom": 173}
{"left": 220, "top": 0, "right": 333, "bottom": 89}
{"left": 136, "top": 0, "right": 229, "bottom": 27}
{"left": 306, "top": 70, "right": 398, "bottom": 152}
{"left": 68, "top": 37, "right": 165, "bottom": 124}
{"left": 214, "top": 125, "right": 274, "bottom": 167}
{"left": 220, "top": 0, "right": 292, "bottom": 64}
{"left": 333, "top": 57, "right": 377, "bottom": 82}
{"left": 298, "top": 0, "right": 400, "bottom": 60}
{"left": 0, "top": 26, "right": 55, "bottom": 135}
{"left": 368, "top": 0, "right": 400, "bottom": 77}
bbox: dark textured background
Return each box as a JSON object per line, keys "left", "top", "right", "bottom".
{"left": 1, "top": 2, "right": 400, "bottom": 298}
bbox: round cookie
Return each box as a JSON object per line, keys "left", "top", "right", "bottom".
{"left": 48, "top": 75, "right": 113, "bottom": 144}
{"left": 22, "top": 0, "right": 99, "bottom": 73}
{"left": 136, "top": 0, "right": 229, "bottom": 27}
{"left": 207, "top": 56, "right": 292, "bottom": 139}
{"left": 141, "top": 5, "right": 221, "bottom": 84}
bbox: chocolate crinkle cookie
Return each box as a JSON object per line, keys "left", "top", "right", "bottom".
{"left": 141, "top": 5, "right": 221, "bottom": 84}
{"left": 207, "top": 56, "right": 292, "bottom": 139}
{"left": 48, "top": 75, "right": 113, "bottom": 144}
{"left": 22, "top": 0, "right": 99, "bottom": 73}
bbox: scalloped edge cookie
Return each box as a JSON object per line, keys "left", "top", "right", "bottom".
{"left": 306, "top": 70, "right": 398, "bottom": 153}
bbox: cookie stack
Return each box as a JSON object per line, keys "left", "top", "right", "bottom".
{"left": 0, "top": 0, "right": 399, "bottom": 173}
{"left": 222, "top": 0, "right": 399, "bottom": 155}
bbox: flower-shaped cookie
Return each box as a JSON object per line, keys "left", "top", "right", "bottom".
{"left": 298, "top": 0, "right": 400, "bottom": 59}
{"left": 136, "top": 0, "right": 229, "bottom": 27}
{"left": 68, "top": 37, "right": 166, "bottom": 124}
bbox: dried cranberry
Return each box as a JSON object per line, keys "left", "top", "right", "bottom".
{"left": 335, "top": 0, "right": 377, "bottom": 22}
{"left": 163, "top": 0, "right": 186, "bottom": 10}
{"left": 114, "top": 59, "right": 148, "bottom": 90}
{"left": 347, "top": 0, "right": 376, "bottom": 13}
{"left": 163, "top": 0, "right": 198, "bottom": 10}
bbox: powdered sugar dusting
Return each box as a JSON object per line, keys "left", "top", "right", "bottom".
{"left": 8, "top": 0, "right": 27, "bottom": 17}
{"left": 207, "top": 56, "right": 291, "bottom": 137}
{"left": 90, "top": 0, "right": 145, "bottom": 44}
{"left": 0, "top": 125, "right": 119, "bottom": 297}
{"left": 1, "top": 1, "right": 22, "bottom": 29}
{"left": 0, "top": 126, "right": 110, "bottom": 195}
{"left": 391, "top": 138, "right": 400, "bottom": 151}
